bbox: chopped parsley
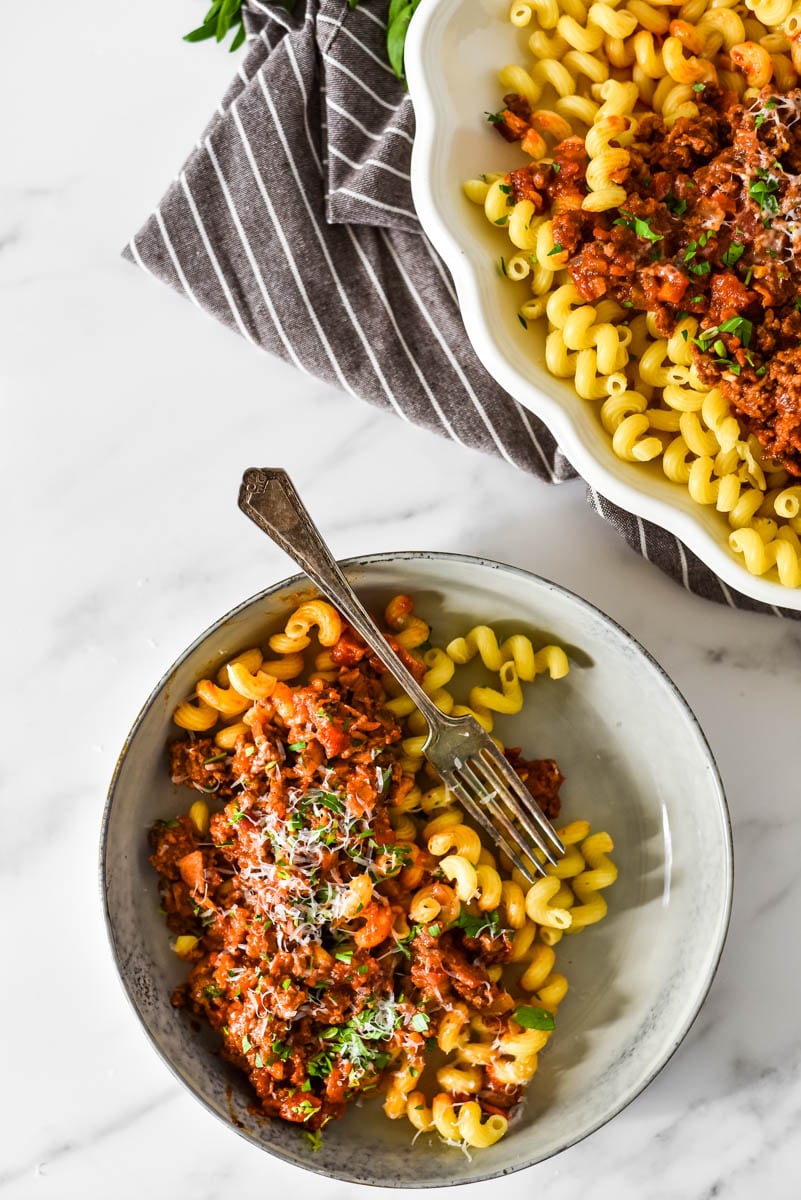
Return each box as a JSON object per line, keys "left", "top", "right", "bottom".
{"left": 315, "top": 1000, "right": 403, "bottom": 1079}
{"left": 718, "top": 316, "right": 753, "bottom": 347}
{"left": 301, "top": 789, "right": 345, "bottom": 816}
{"left": 453, "top": 907, "right": 502, "bottom": 939}
{"left": 303, "top": 1129, "right": 323, "bottom": 1152}
{"left": 613, "top": 210, "right": 663, "bottom": 244}
{"left": 271, "top": 1039, "right": 291, "bottom": 1061}
{"left": 754, "top": 97, "right": 777, "bottom": 128}
{"left": 485, "top": 110, "right": 504, "bottom": 124}
{"left": 288, "top": 740, "right": 307, "bottom": 752}
{"left": 547, "top": 243, "right": 564, "bottom": 256}
{"left": 722, "top": 242, "right": 744, "bottom": 268}
{"left": 291, "top": 1100, "right": 318, "bottom": 1122}
{"left": 749, "top": 169, "right": 781, "bottom": 217}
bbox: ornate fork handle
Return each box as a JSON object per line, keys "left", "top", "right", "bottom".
{"left": 238, "top": 468, "right": 445, "bottom": 733}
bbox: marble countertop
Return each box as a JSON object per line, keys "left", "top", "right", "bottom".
{"left": 3, "top": 3, "right": 800, "bottom": 1197}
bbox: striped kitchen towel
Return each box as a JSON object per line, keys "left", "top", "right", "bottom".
{"left": 125, "top": 0, "right": 798, "bottom": 619}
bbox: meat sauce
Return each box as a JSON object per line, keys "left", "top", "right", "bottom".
{"left": 496, "top": 86, "right": 801, "bottom": 475}
{"left": 150, "top": 623, "right": 563, "bottom": 1133}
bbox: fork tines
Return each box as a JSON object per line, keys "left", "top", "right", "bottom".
{"left": 441, "top": 745, "right": 565, "bottom": 887}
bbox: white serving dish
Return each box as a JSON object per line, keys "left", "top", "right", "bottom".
{"left": 405, "top": 0, "right": 800, "bottom": 612}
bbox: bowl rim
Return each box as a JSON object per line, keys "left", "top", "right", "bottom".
{"left": 99, "top": 550, "right": 734, "bottom": 1187}
{"left": 404, "top": 0, "right": 801, "bottom": 614}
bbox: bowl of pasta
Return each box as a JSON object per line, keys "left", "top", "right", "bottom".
{"left": 102, "top": 552, "right": 732, "bottom": 1185}
{"left": 406, "top": 0, "right": 801, "bottom": 609}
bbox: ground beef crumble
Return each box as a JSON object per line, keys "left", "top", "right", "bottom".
{"left": 150, "top": 619, "right": 565, "bottom": 1132}
{"left": 495, "top": 85, "right": 801, "bottom": 475}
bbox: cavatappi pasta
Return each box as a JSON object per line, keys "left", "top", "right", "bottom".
{"left": 466, "top": 0, "right": 801, "bottom": 588}
{"left": 151, "top": 596, "right": 617, "bottom": 1154}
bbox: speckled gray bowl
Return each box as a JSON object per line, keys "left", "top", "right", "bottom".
{"left": 101, "top": 553, "right": 733, "bottom": 1187}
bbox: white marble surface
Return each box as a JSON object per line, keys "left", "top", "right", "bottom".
{"left": 3, "top": 4, "right": 801, "bottom": 1197}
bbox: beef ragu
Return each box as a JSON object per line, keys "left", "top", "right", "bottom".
{"left": 149, "top": 616, "right": 565, "bottom": 1137}
{"left": 495, "top": 85, "right": 801, "bottom": 476}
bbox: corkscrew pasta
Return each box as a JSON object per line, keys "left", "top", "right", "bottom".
{"left": 150, "top": 594, "right": 617, "bottom": 1154}
{"left": 467, "top": 0, "right": 801, "bottom": 587}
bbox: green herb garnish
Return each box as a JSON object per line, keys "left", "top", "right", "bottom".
{"left": 185, "top": 0, "right": 421, "bottom": 82}
{"left": 386, "top": 0, "right": 423, "bottom": 81}
{"left": 512, "top": 1004, "right": 556, "bottom": 1031}
{"left": 614, "top": 210, "right": 663, "bottom": 244}
{"left": 453, "top": 907, "right": 502, "bottom": 939}
{"left": 749, "top": 169, "right": 781, "bottom": 216}
{"left": 722, "top": 242, "right": 745, "bottom": 267}
{"left": 184, "top": 0, "right": 249, "bottom": 52}
{"left": 718, "top": 316, "right": 753, "bottom": 346}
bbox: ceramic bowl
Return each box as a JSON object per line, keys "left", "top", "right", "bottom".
{"left": 405, "top": 0, "right": 801, "bottom": 612}
{"left": 101, "top": 553, "right": 733, "bottom": 1186}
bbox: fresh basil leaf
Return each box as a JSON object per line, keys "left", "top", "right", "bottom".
{"left": 387, "top": 4, "right": 414, "bottom": 79}
{"left": 184, "top": 17, "right": 220, "bottom": 43}
{"left": 229, "top": 21, "right": 246, "bottom": 51}
{"left": 388, "top": 0, "right": 410, "bottom": 25}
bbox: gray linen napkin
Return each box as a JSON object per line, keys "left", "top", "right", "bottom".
{"left": 125, "top": 0, "right": 799, "bottom": 619}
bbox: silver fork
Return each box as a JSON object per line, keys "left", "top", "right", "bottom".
{"left": 238, "top": 468, "right": 564, "bottom": 883}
